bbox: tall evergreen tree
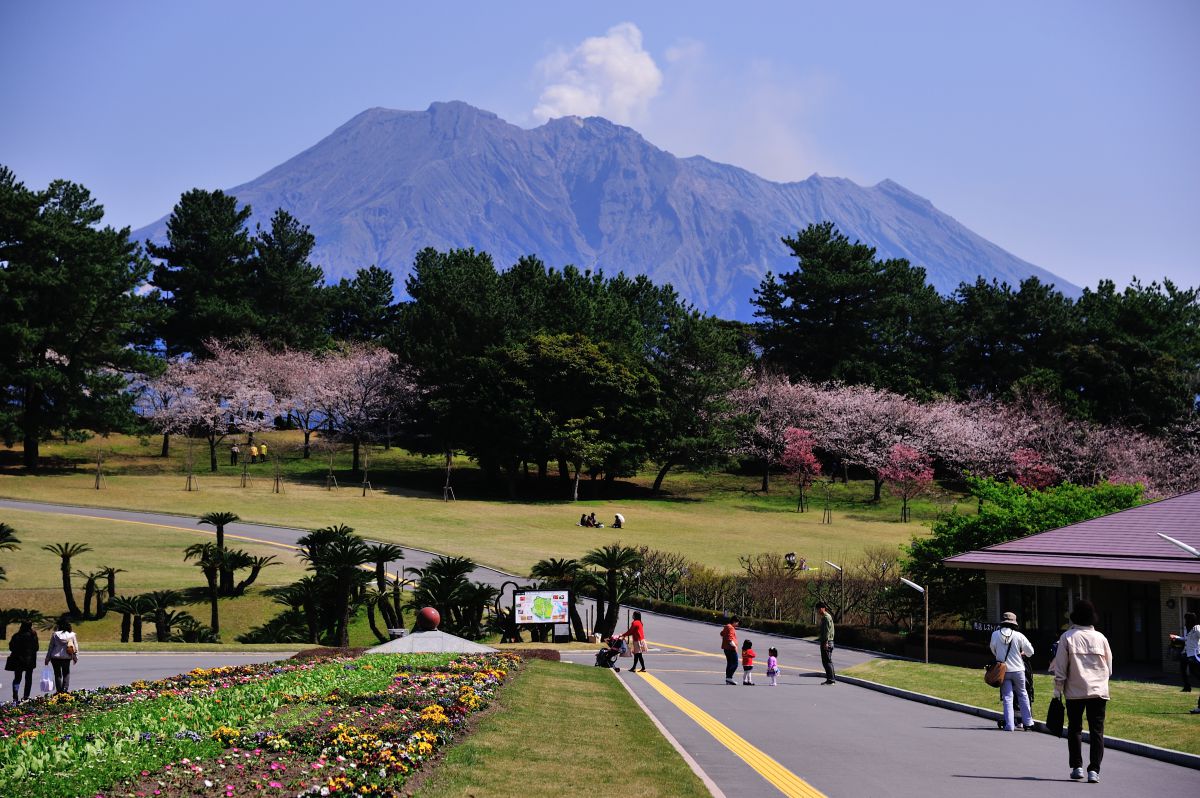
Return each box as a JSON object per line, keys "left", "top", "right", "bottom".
{"left": 248, "top": 209, "right": 327, "bottom": 350}
{"left": 753, "top": 222, "right": 951, "bottom": 396}
{"left": 326, "top": 265, "right": 397, "bottom": 342}
{"left": 146, "top": 189, "right": 254, "bottom": 357}
{"left": 0, "top": 167, "right": 157, "bottom": 467}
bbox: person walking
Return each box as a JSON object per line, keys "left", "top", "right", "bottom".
{"left": 259, "top": 441, "right": 269, "bottom": 461}
{"left": 619, "top": 611, "right": 647, "bottom": 672}
{"left": 1183, "top": 612, "right": 1200, "bottom": 714}
{"left": 45, "top": 618, "right": 79, "bottom": 694}
{"left": 249, "top": 444, "right": 259, "bottom": 464}
{"left": 766, "top": 647, "right": 780, "bottom": 686}
{"left": 230, "top": 443, "right": 239, "bottom": 466}
{"left": 816, "top": 601, "right": 836, "bottom": 684}
{"left": 741, "top": 639, "right": 757, "bottom": 685}
{"left": 990, "top": 611, "right": 1035, "bottom": 731}
{"left": 721, "top": 616, "right": 740, "bottom": 685}
{"left": 1053, "top": 599, "right": 1113, "bottom": 784}
{"left": 6, "top": 621, "right": 38, "bottom": 704}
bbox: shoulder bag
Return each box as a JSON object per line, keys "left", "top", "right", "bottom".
{"left": 1045, "top": 696, "right": 1065, "bottom": 736}
{"left": 984, "top": 634, "right": 1013, "bottom": 688}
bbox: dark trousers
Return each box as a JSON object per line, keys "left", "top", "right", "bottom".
{"left": 632, "top": 653, "right": 645, "bottom": 670}
{"left": 1188, "top": 659, "right": 1200, "bottom": 707}
{"left": 51, "top": 658, "right": 71, "bottom": 693}
{"left": 10, "top": 668, "right": 33, "bottom": 701}
{"left": 1066, "top": 697, "right": 1106, "bottom": 773}
{"left": 724, "top": 648, "right": 738, "bottom": 680}
{"left": 821, "top": 641, "right": 835, "bottom": 681}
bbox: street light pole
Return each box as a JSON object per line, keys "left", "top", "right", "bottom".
{"left": 824, "top": 561, "right": 843, "bottom": 622}
{"left": 900, "top": 577, "right": 929, "bottom": 664}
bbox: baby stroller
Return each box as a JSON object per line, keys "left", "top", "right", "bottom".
{"left": 594, "top": 637, "right": 627, "bottom": 671}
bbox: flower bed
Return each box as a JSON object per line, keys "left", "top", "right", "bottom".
{"left": 0, "top": 653, "right": 519, "bottom": 797}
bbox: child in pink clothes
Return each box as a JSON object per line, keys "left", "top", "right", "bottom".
{"left": 766, "top": 647, "right": 779, "bottom": 686}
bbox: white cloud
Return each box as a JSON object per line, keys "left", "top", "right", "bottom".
{"left": 532, "top": 23, "right": 663, "bottom": 124}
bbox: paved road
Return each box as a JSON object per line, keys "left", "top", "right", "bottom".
{"left": 3, "top": 498, "right": 1196, "bottom": 797}
{"left": 6, "top": 652, "right": 297, "bottom": 702}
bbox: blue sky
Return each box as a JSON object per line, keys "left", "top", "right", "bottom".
{"left": 2, "top": 1, "right": 1197, "bottom": 289}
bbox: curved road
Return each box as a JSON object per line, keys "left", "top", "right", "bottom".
{"left": 2, "top": 498, "right": 1195, "bottom": 797}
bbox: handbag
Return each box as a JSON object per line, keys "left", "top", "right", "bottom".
{"left": 984, "top": 635, "right": 1014, "bottom": 688}
{"left": 67, "top": 640, "right": 77, "bottom": 656}
{"left": 3, "top": 652, "right": 17, "bottom": 672}
{"left": 40, "top": 666, "right": 54, "bottom": 693}
{"left": 1045, "top": 696, "right": 1065, "bottom": 737}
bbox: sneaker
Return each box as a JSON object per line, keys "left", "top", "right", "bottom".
{"left": 821, "top": 679, "right": 835, "bottom": 685}
{"left": 1087, "top": 771, "right": 1100, "bottom": 783}
{"left": 1022, "top": 724, "right": 1036, "bottom": 732}
{"left": 1070, "top": 767, "right": 1085, "bottom": 780}
{"left": 725, "top": 679, "right": 737, "bottom": 685}
{"left": 1189, "top": 707, "right": 1200, "bottom": 714}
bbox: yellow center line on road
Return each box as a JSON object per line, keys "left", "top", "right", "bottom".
{"left": 636, "top": 671, "right": 828, "bottom": 798}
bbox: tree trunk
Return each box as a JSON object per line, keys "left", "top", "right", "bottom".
{"left": 872, "top": 477, "right": 883, "bottom": 502}
{"left": 208, "top": 436, "right": 218, "bottom": 472}
{"left": 160, "top": 432, "right": 170, "bottom": 458}
{"left": 120, "top": 613, "right": 131, "bottom": 643}
{"left": 60, "top": 562, "right": 82, "bottom": 619}
{"left": 652, "top": 458, "right": 675, "bottom": 494}
{"left": 557, "top": 457, "right": 571, "bottom": 484}
{"left": 338, "top": 591, "right": 352, "bottom": 647}
{"left": 82, "top": 580, "right": 96, "bottom": 619}
{"left": 761, "top": 462, "right": 770, "bottom": 493}
{"left": 367, "top": 603, "right": 388, "bottom": 643}
{"left": 537, "top": 460, "right": 548, "bottom": 480}
{"left": 572, "top": 461, "right": 582, "bottom": 502}
{"left": 22, "top": 384, "right": 41, "bottom": 471}
{"left": 569, "top": 602, "right": 586, "bottom": 642}
{"left": 302, "top": 430, "right": 311, "bottom": 459}
{"left": 132, "top": 615, "right": 143, "bottom": 642}
{"left": 352, "top": 439, "right": 360, "bottom": 473}
{"left": 504, "top": 459, "right": 519, "bottom": 499}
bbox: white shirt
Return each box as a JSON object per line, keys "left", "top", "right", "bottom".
{"left": 1186, "top": 624, "right": 1200, "bottom": 659}
{"left": 989, "top": 628, "right": 1034, "bottom": 671}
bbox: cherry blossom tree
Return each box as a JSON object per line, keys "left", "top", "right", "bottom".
{"left": 317, "top": 344, "right": 418, "bottom": 474}
{"left": 727, "top": 370, "right": 809, "bottom": 492}
{"left": 270, "top": 349, "right": 325, "bottom": 458}
{"left": 148, "top": 341, "right": 280, "bottom": 472}
{"left": 780, "top": 427, "right": 822, "bottom": 511}
{"left": 879, "top": 443, "right": 934, "bottom": 521}
{"left": 1010, "top": 447, "right": 1059, "bottom": 489}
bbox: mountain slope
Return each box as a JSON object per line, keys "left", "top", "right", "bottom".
{"left": 134, "top": 101, "right": 1075, "bottom": 320}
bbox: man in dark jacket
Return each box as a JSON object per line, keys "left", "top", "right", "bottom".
{"left": 817, "top": 602, "right": 836, "bottom": 684}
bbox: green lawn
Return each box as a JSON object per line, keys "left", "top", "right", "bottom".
{"left": 413, "top": 659, "right": 710, "bottom": 798}
{"left": 0, "top": 432, "right": 963, "bottom": 577}
{"left": 0, "top": 507, "right": 312, "bottom": 642}
{"left": 843, "top": 659, "right": 1200, "bottom": 755}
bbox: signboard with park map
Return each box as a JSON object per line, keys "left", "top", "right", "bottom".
{"left": 513, "top": 590, "right": 570, "bottom": 625}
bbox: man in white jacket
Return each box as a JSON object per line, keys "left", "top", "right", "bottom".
{"left": 1053, "top": 599, "right": 1113, "bottom": 784}
{"left": 990, "top": 611, "right": 1035, "bottom": 731}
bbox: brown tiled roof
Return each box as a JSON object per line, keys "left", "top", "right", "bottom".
{"left": 944, "top": 489, "right": 1200, "bottom": 578}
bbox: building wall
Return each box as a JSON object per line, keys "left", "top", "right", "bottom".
{"left": 1161, "top": 581, "right": 1184, "bottom": 669}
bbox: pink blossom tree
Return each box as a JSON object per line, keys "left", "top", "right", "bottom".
{"left": 1010, "top": 447, "right": 1060, "bottom": 489}
{"left": 780, "top": 427, "right": 822, "bottom": 512}
{"left": 727, "top": 370, "right": 810, "bottom": 493}
{"left": 879, "top": 443, "right": 933, "bottom": 522}
{"left": 270, "top": 349, "right": 325, "bottom": 459}
{"left": 148, "top": 341, "right": 280, "bottom": 472}
{"left": 317, "top": 344, "right": 418, "bottom": 475}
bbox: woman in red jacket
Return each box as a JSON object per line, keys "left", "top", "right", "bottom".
{"left": 619, "top": 611, "right": 647, "bottom": 672}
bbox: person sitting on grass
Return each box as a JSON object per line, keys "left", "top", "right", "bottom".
{"left": 579, "top": 513, "right": 589, "bottom": 527}
{"left": 613, "top": 513, "right": 624, "bottom": 528}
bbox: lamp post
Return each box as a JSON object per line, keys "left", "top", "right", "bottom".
{"left": 900, "top": 577, "right": 929, "bottom": 664}
{"left": 824, "top": 561, "right": 844, "bottom": 622}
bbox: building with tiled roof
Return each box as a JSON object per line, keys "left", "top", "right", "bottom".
{"left": 945, "top": 490, "right": 1200, "bottom": 671}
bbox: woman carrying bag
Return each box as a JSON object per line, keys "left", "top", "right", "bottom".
{"left": 45, "top": 618, "right": 79, "bottom": 693}
{"left": 989, "top": 611, "right": 1035, "bottom": 731}
{"left": 6, "top": 621, "right": 39, "bottom": 704}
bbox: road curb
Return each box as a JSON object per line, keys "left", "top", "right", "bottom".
{"left": 838, "top": 674, "right": 1200, "bottom": 771}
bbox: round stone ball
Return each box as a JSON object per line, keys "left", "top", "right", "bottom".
{"left": 416, "top": 606, "right": 441, "bottom": 631}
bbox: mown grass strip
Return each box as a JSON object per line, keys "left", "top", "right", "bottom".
{"left": 843, "top": 659, "right": 1200, "bottom": 755}
{"left": 413, "top": 660, "right": 711, "bottom": 798}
